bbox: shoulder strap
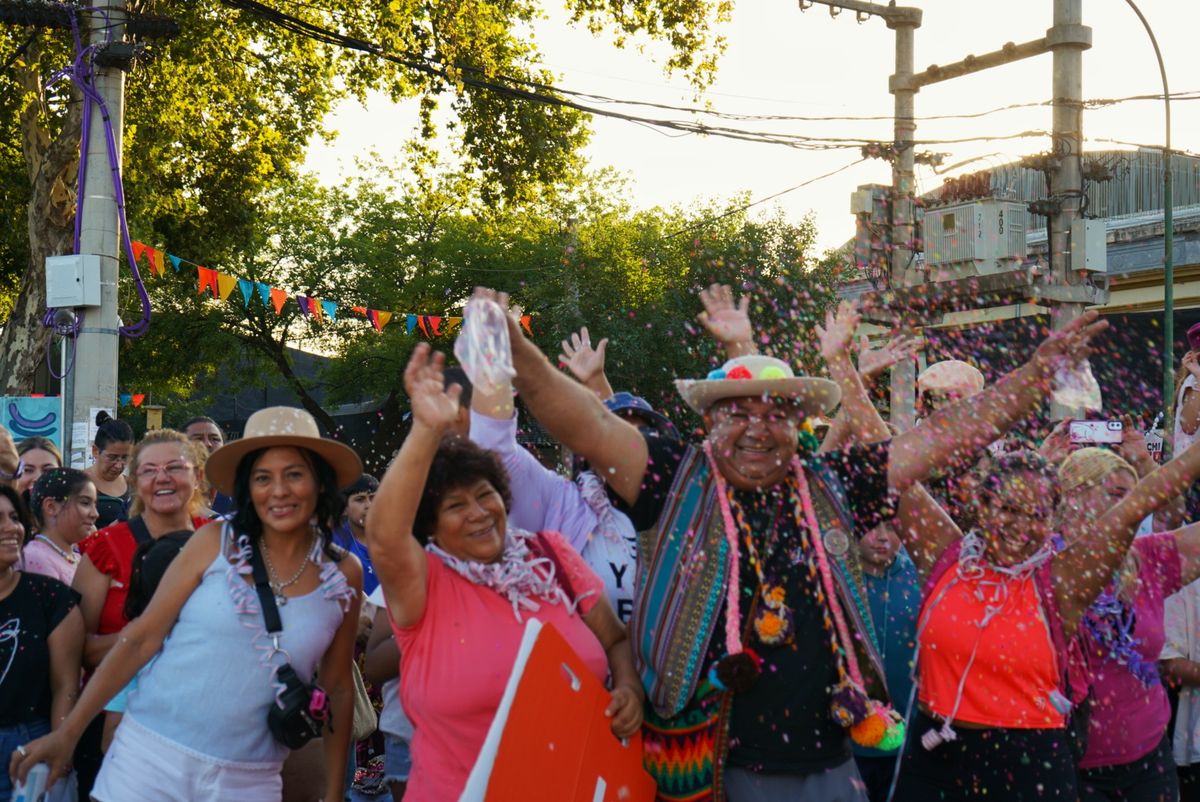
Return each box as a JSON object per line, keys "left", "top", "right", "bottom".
{"left": 247, "top": 536, "right": 284, "bottom": 635}
{"left": 127, "top": 516, "right": 152, "bottom": 546}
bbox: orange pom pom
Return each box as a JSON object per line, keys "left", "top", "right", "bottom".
{"left": 849, "top": 712, "right": 888, "bottom": 747}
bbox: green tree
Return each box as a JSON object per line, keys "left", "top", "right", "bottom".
{"left": 0, "top": 0, "right": 729, "bottom": 393}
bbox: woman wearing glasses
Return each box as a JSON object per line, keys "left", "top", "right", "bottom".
{"left": 84, "top": 413, "right": 135, "bottom": 529}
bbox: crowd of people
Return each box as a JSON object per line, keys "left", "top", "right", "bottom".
{"left": 2, "top": 284, "right": 1200, "bottom": 802}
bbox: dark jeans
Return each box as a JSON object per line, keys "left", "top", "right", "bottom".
{"left": 0, "top": 719, "right": 49, "bottom": 802}
{"left": 1179, "top": 763, "right": 1200, "bottom": 802}
{"left": 893, "top": 712, "right": 1078, "bottom": 802}
{"left": 1079, "top": 734, "right": 1179, "bottom": 802}
{"left": 854, "top": 754, "right": 899, "bottom": 802}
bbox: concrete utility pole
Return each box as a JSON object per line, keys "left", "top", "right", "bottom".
{"left": 64, "top": 0, "right": 125, "bottom": 466}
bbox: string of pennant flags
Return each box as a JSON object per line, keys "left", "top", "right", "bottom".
{"left": 129, "top": 240, "right": 533, "bottom": 337}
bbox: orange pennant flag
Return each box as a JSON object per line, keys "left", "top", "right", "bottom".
{"left": 148, "top": 248, "right": 165, "bottom": 276}
{"left": 197, "top": 268, "right": 219, "bottom": 297}
{"left": 417, "top": 316, "right": 430, "bottom": 337}
{"left": 130, "top": 241, "right": 147, "bottom": 265}
{"left": 269, "top": 288, "right": 287, "bottom": 314}
{"left": 131, "top": 393, "right": 145, "bottom": 408}
{"left": 375, "top": 311, "right": 393, "bottom": 330}
{"left": 310, "top": 298, "right": 323, "bottom": 320}
{"left": 351, "top": 306, "right": 368, "bottom": 317}
{"left": 427, "top": 316, "right": 443, "bottom": 336}
{"left": 216, "top": 273, "right": 239, "bottom": 301}
{"left": 520, "top": 315, "right": 532, "bottom": 335}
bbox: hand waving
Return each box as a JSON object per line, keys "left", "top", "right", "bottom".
{"left": 815, "top": 302, "right": 861, "bottom": 364}
{"left": 559, "top": 327, "right": 609, "bottom": 385}
{"left": 697, "top": 284, "right": 753, "bottom": 348}
{"left": 1030, "top": 310, "right": 1108, "bottom": 379}
{"left": 857, "top": 334, "right": 919, "bottom": 381}
{"left": 404, "top": 344, "right": 461, "bottom": 433}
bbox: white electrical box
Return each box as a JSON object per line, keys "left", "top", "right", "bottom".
{"left": 45, "top": 255, "right": 102, "bottom": 307}
{"left": 923, "top": 198, "right": 1028, "bottom": 281}
{"left": 1071, "top": 218, "right": 1108, "bottom": 272}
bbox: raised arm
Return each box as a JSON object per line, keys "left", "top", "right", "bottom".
{"left": 1114, "top": 418, "right": 1187, "bottom": 531}
{"left": 819, "top": 333, "right": 918, "bottom": 454}
{"left": 895, "top": 483, "right": 963, "bottom": 581}
{"left": 559, "top": 326, "right": 614, "bottom": 401}
{"left": 889, "top": 310, "right": 1108, "bottom": 494}
{"left": 366, "top": 344, "right": 460, "bottom": 629}
{"left": 817, "top": 303, "right": 892, "bottom": 448}
{"left": 697, "top": 283, "right": 756, "bottom": 358}
{"left": 1054, "top": 435, "right": 1200, "bottom": 637}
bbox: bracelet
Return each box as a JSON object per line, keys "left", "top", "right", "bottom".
{"left": 0, "top": 458, "right": 24, "bottom": 482}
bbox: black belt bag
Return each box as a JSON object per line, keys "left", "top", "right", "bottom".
{"left": 248, "top": 537, "right": 330, "bottom": 750}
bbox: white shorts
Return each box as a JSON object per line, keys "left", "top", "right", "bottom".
{"left": 92, "top": 715, "right": 282, "bottom": 802}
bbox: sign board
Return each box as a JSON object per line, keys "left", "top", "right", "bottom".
{"left": 0, "top": 396, "right": 63, "bottom": 450}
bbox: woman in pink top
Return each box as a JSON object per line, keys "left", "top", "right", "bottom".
{"left": 21, "top": 468, "right": 98, "bottom": 585}
{"left": 1057, "top": 446, "right": 1200, "bottom": 802}
{"left": 367, "top": 344, "right": 643, "bottom": 802}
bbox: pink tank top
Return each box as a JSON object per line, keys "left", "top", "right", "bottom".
{"left": 919, "top": 564, "right": 1066, "bottom": 729}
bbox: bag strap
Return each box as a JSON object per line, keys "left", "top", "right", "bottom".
{"left": 127, "top": 516, "right": 152, "bottom": 546}
{"left": 247, "top": 536, "right": 284, "bottom": 635}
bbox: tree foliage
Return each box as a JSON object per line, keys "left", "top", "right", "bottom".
{"left": 0, "top": 0, "right": 730, "bottom": 392}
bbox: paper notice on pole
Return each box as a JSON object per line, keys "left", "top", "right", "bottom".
{"left": 76, "top": 407, "right": 114, "bottom": 469}
{"left": 70, "top": 423, "right": 90, "bottom": 469}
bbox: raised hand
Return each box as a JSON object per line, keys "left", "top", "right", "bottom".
{"left": 403, "top": 343, "right": 462, "bottom": 433}
{"left": 857, "top": 333, "right": 919, "bottom": 381}
{"left": 1030, "top": 310, "right": 1108, "bottom": 379}
{"left": 559, "top": 327, "right": 609, "bottom": 385}
{"left": 697, "top": 284, "right": 753, "bottom": 353}
{"left": 1184, "top": 351, "right": 1200, "bottom": 380}
{"left": 815, "top": 301, "right": 861, "bottom": 364}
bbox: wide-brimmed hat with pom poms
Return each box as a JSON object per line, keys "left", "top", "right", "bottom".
{"left": 675, "top": 355, "right": 840, "bottom": 417}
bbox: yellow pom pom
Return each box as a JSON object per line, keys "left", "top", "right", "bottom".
{"left": 849, "top": 712, "right": 888, "bottom": 747}
{"left": 759, "top": 365, "right": 788, "bottom": 380}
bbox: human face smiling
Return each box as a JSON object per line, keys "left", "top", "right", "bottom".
{"left": 704, "top": 396, "right": 801, "bottom": 491}
{"left": 0, "top": 495, "right": 24, "bottom": 570}
{"left": 977, "top": 470, "right": 1056, "bottom": 566}
{"left": 249, "top": 447, "right": 319, "bottom": 533}
{"left": 134, "top": 443, "right": 200, "bottom": 518}
{"left": 45, "top": 482, "right": 98, "bottom": 545}
{"left": 432, "top": 478, "right": 507, "bottom": 564}
{"left": 17, "top": 448, "right": 61, "bottom": 494}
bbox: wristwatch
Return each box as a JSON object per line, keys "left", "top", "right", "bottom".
{"left": 0, "top": 458, "right": 24, "bottom": 482}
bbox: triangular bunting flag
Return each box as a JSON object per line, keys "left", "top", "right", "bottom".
{"left": 376, "top": 311, "right": 393, "bottom": 331}
{"left": 131, "top": 394, "right": 145, "bottom": 408}
{"left": 130, "top": 241, "right": 147, "bottom": 265}
{"left": 297, "top": 295, "right": 311, "bottom": 317}
{"left": 216, "top": 273, "right": 238, "bottom": 301}
{"left": 368, "top": 309, "right": 381, "bottom": 332}
{"left": 417, "top": 315, "right": 430, "bottom": 337}
{"left": 237, "top": 279, "right": 254, "bottom": 307}
{"left": 168, "top": 254, "right": 182, "bottom": 272}
{"left": 148, "top": 248, "right": 165, "bottom": 277}
{"left": 197, "top": 268, "right": 219, "bottom": 297}
{"left": 256, "top": 282, "right": 271, "bottom": 306}
{"left": 119, "top": 393, "right": 132, "bottom": 407}
{"left": 321, "top": 300, "right": 337, "bottom": 320}
{"left": 310, "top": 298, "right": 323, "bottom": 320}
{"left": 520, "top": 315, "right": 532, "bottom": 335}
{"left": 427, "top": 316, "right": 443, "bottom": 337}
{"left": 270, "top": 288, "right": 287, "bottom": 315}
{"left": 446, "top": 316, "right": 463, "bottom": 334}
{"left": 351, "top": 306, "right": 368, "bottom": 317}
{"left": 406, "top": 314, "right": 417, "bottom": 334}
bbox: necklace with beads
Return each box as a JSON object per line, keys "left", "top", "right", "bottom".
{"left": 730, "top": 492, "right": 791, "bottom": 647}
{"left": 34, "top": 534, "right": 79, "bottom": 565}
{"left": 260, "top": 532, "right": 316, "bottom": 606}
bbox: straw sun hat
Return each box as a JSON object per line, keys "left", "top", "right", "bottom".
{"left": 205, "top": 407, "right": 363, "bottom": 496}
{"left": 675, "top": 354, "right": 841, "bottom": 417}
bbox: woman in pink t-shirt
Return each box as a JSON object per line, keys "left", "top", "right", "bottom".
{"left": 1057, "top": 447, "right": 1200, "bottom": 801}
{"left": 367, "top": 345, "right": 644, "bottom": 802}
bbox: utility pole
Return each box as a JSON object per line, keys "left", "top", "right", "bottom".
{"left": 64, "top": 0, "right": 125, "bottom": 467}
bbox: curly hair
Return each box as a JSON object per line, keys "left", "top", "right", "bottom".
{"left": 977, "top": 448, "right": 1061, "bottom": 508}
{"left": 229, "top": 447, "right": 345, "bottom": 562}
{"left": 128, "top": 430, "right": 209, "bottom": 517}
{"left": 412, "top": 434, "right": 512, "bottom": 544}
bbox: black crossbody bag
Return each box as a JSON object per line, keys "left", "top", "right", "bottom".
{"left": 247, "top": 536, "right": 331, "bottom": 749}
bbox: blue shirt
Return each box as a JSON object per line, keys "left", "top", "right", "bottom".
{"left": 333, "top": 521, "right": 378, "bottom": 596}
{"left": 853, "top": 548, "right": 921, "bottom": 757}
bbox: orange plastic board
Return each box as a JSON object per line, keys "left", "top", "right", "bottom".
{"left": 461, "top": 620, "right": 656, "bottom": 802}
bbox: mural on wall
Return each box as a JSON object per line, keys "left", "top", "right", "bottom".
{"left": 1, "top": 397, "right": 62, "bottom": 449}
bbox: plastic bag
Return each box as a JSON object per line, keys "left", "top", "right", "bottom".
{"left": 1052, "top": 359, "right": 1102, "bottom": 412}
{"left": 454, "top": 297, "right": 517, "bottom": 396}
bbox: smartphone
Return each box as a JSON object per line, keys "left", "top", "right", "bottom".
{"left": 1069, "top": 420, "right": 1124, "bottom": 444}
{"left": 13, "top": 763, "right": 48, "bottom": 802}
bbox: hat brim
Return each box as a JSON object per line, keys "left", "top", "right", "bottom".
{"left": 675, "top": 377, "right": 841, "bottom": 417}
{"left": 205, "top": 436, "right": 364, "bottom": 497}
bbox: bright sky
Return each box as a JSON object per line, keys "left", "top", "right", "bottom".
{"left": 304, "top": 0, "right": 1198, "bottom": 255}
